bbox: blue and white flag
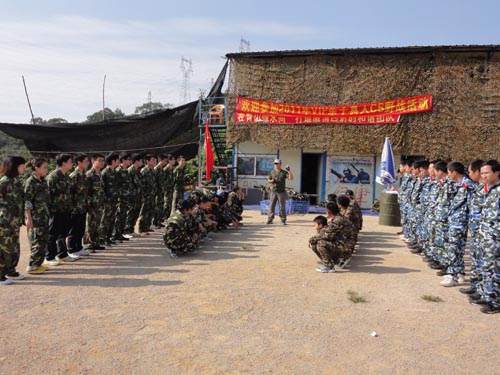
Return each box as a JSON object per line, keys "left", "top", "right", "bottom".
{"left": 376, "top": 137, "right": 396, "bottom": 186}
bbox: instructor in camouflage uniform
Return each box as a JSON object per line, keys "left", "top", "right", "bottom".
{"left": 267, "top": 159, "right": 293, "bottom": 225}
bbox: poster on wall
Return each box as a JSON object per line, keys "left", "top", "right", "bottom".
{"left": 326, "top": 156, "right": 375, "bottom": 209}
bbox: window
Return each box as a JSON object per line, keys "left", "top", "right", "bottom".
{"left": 237, "top": 155, "right": 275, "bottom": 177}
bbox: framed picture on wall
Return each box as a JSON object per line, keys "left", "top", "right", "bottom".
{"left": 256, "top": 157, "right": 274, "bottom": 176}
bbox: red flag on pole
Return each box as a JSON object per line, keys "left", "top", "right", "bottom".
{"left": 205, "top": 119, "right": 214, "bottom": 181}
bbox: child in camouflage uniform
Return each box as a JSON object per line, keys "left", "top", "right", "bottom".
{"left": 164, "top": 199, "right": 195, "bottom": 258}
{"left": 309, "top": 215, "right": 337, "bottom": 273}
{"left": 0, "top": 156, "right": 26, "bottom": 285}
{"left": 24, "top": 158, "right": 50, "bottom": 274}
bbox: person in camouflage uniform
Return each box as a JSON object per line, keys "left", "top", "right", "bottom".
{"left": 337, "top": 195, "right": 360, "bottom": 247}
{"left": 474, "top": 160, "right": 500, "bottom": 314}
{"left": 440, "top": 162, "right": 474, "bottom": 287}
{"left": 267, "top": 159, "right": 294, "bottom": 225}
{"left": 0, "top": 156, "right": 26, "bottom": 284}
{"left": 125, "top": 154, "right": 143, "bottom": 235}
{"left": 163, "top": 154, "right": 176, "bottom": 220}
{"left": 171, "top": 155, "right": 186, "bottom": 217}
{"left": 153, "top": 154, "right": 167, "bottom": 228}
{"left": 406, "top": 161, "right": 426, "bottom": 251}
{"left": 113, "top": 153, "right": 132, "bottom": 241}
{"left": 345, "top": 189, "right": 363, "bottom": 231}
{"left": 83, "top": 154, "right": 105, "bottom": 251}
{"left": 99, "top": 153, "right": 120, "bottom": 245}
{"left": 164, "top": 199, "right": 195, "bottom": 257}
{"left": 47, "top": 153, "right": 77, "bottom": 263}
{"left": 325, "top": 202, "right": 356, "bottom": 268}
{"left": 419, "top": 160, "right": 437, "bottom": 260}
{"left": 138, "top": 154, "right": 157, "bottom": 234}
{"left": 24, "top": 158, "right": 50, "bottom": 273}
{"left": 308, "top": 215, "right": 336, "bottom": 272}
{"left": 459, "top": 159, "right": 484, "bottom": 295}
{"left": 67, "top": 154, "right": 89, "bottom": 256}
{"left": 227, "top": 186, "right": 244, "bottom": 222}
{"left": 426, "top": 161, "right": 447, "bottom": 267}
{"left": 397, "top": 160, "right": 413, "bottom": 240}
{"left": 430, "top": 161, "right": 457, "bottom": 269}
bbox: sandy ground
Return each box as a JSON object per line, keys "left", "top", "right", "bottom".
{"left": 1, "top": 210, "right": 499, "bottom": 375}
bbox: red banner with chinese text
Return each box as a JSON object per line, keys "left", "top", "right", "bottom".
{"left": 235, "top": 94, "right": 432, "bottom": 125}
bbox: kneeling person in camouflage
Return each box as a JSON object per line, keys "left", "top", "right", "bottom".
{"left": 163, "top": 199, "right": 195, "bottom": 258}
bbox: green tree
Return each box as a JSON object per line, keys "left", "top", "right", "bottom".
{"left": 30, "top": 117, "right": 68, "bottom": 125}
{"left": 85, "top": 108, "right": 125, "bottom": 123}
{"left": 134, "top": 102, "right": 174, "bottom": 115}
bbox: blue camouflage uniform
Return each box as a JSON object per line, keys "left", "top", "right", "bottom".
{"left": 433, "top": 178, "right": 458, "bottom": 265}
{"left": 408, "top": 176, "right": 424, "bottom": 243}
{"left": 443, "top": 176, "right": 474, "bottom": 276}
{"left": 468, "top": 182, "right": 485, "bottom": 289}
{"left": 476, "top": 181, "right": 500, "bottom": 308}
{"left": 424, "top": 178, "right": 440, "bottom": 258}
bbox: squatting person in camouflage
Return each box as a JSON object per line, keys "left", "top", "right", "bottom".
{"left": 164, "top": 199, "right": 195, "bottom": 258}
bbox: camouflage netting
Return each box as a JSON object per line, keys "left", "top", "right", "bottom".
{"left": 227, "top": 51, "right": 500, "bottom": 161}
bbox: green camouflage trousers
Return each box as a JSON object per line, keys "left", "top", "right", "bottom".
{"left": 153, "top": 194, "right": 165, "bottom": 225}
{"left": 126, "top": 199, "right": 142, "bottom": 234}
{"left": 28, "top": 226, "right": 48, "bottom": 267}
{"left": 138, "top": 195, "right": 155, "bottom": 232}
{"left": 164, "top": 190, "right": 174, "bottom": 220}
{"left": 114, "top": 198, "right": 130, "bottom": 238}
{"left": 100, "top": 200, "right": 117, "bottom": 242}
{"left": 0, "top": 226, "right": 20, "bottom": 277}
{"left": 311, "top": 240, "right": 343, "bottom": 268}
{"left": 84, "top": 206, "right": 104, "bottom": 247}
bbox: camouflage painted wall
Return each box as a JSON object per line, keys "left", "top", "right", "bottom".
{"left": 227, "top": 51, "right": 500, "bottom": 161}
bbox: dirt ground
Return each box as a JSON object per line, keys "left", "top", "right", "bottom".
{"left": 1, "top": 210, "right": 499, "bottom": 375}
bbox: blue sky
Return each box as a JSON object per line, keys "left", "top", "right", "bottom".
{"left": 1, "top": 0, "right": 498, "bottom": 123}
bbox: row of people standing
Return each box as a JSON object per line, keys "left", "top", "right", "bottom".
{"left": 398, "top": 158, "right": 500, "bottom": 314}
{"left": 0, "top": 152, "right": 187, "bottom": 284}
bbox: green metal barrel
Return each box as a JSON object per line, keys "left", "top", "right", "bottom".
{"left": 378, "top": 191, "right": 401, "bottom": 227}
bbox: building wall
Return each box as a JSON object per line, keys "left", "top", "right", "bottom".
{"left": 235, "top": 141, "right": 399, "bottom": 209}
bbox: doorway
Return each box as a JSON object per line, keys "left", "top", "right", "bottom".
{"left": 301, "top": 153, "right": 322, "bottom": 205}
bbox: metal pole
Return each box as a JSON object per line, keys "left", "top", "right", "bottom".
{"left": 102, "top": 74, "right": 106, "bottom": 121}
{"left": 22, "top": 76, "right": 36, "bottom": 124}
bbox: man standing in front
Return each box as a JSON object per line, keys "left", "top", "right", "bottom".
{"left": 267, "top": 159, "right": 293, "bottom": 225}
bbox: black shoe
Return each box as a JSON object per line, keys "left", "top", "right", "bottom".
{"left": 436, "top": 270, "right": 447, "bottom": 276}
{"left": 459, "top": 287, "right": 476, "bottom": 295}
{"left": 468, "top": 293, "right": 482, "bottom": 301}
{"left": 396, "top": 231, "right": 403, "bottom": 235}
{"left": 282, "top": 221, "right": 287, "bottom": 226}
{"left": 470, "top": 299, "right": 489, "bottom": 306}
{"left": 119, "top": 236, "right": 130, "bottom": 241}
{"left": 430, "top": 263, "right": 443, "bottom": 270}
{"left": 411, "top": 248, "right": 422, "bottom": 254}
{"left": 480, "top": 305, "right": 500, "bottom": 314}
{"left": 422, "top": 257, "right": 433, "bottom": 262}
{"left": 266, "top": 220, "right": 273, "bottom": 225}
{"left": 96, "top": 245, "right": 106, "bottom": 250}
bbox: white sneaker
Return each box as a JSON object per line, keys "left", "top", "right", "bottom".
{"left": 0, "top": 278, "right": 13, "bottom": 285}
{"left": 6, "top": 272, "right": 25, "bottom": 280}
{"left": 75, "top": 249, "right": 91, "bottom": 256}
{"left": 316, "top": 266, "right": 335, "bottom": 273}
{"left": 67, "top": 253, "right": 80, "bottom": 260}
{"left": 440, "top": 275, "right": 458, "bottom": 287}
{"left": 44, "top": 259, "right": 61, "bottom": 266}
{"left": 123, "top": 234, "right": 133, "bottom": 239}
{"left": 56, "top": 256, "right": 78, "bottom": 263}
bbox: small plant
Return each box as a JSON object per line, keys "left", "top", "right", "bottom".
{"left": 347, "top": 290, "right": 367, "bottom": 303}
{"left": 421, "top": 294, "right": 444, "bottom": 302}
